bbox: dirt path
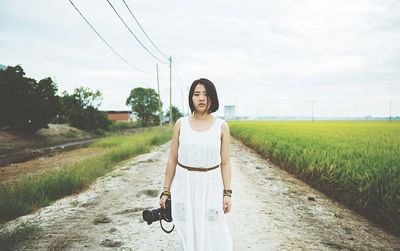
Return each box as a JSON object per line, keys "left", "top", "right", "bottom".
{"left": 4, "top": 139, "right": 399, "bottom": 250}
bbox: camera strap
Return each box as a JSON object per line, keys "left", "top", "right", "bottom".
{"left": 160, "top": 220, "right": 175, "bottom": 234}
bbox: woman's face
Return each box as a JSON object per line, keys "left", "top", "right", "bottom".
{"left": 192, "top": 84, "right": 210, "bottom": 113}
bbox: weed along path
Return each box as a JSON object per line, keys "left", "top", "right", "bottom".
{"left": 6, "top": 139, "right": 400, "bottom": 250}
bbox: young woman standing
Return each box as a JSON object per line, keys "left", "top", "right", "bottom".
{"left": 160, "top": 78, "right": 233, "bottom": 250}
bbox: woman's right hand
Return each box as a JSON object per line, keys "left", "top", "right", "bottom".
{"left": 159, "top": 195, "right": 169, "bottom": 208}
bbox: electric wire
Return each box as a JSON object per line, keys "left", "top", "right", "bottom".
{"left": 122, "top": 0, "right": 169, "bottom": 60}
{"left": 172, "top": 62, "right": 188, "bottom": 89}
{"left": 173, "top": 74, "right": 184, "bottom": 92}
{"left": 68, "top": 0, "right": 146, "bottom": 72}
{"left": 106, "top": 0, "right": 168, "bottom": 64}
{"left": 170, "top": 64, "right": 188, "bottom": 114}
{"left": 172, "top": 69, "right": 186, "bottom": 94}
{"left": 166, "top": 57, "right": 186, "bottom": 94}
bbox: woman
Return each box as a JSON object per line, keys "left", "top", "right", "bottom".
{"left": 160, "top": 78, "right": 233, "bottom": 250}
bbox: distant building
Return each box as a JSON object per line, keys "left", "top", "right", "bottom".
{"left": 106, "top": 111, "right": 133, "bottom": 122}
{"left": 224, "top": 105, "right": 236, "bottom": 121}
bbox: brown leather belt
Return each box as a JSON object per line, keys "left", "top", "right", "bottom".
{"left": 177, "top": 162, "right": 220, "bottom": 172}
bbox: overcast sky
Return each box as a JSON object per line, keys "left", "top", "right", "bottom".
{"left": 1, "top": 0, "right": 400, "bottom": 118}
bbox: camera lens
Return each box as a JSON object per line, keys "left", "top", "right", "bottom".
{"left": 142, "top": 210, "right": 154, "bottom": 225}
{"left": 142, "top": 208, "right": 164, "bottom": 225}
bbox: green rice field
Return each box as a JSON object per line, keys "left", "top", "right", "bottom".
{"left": 229, "top": 121, "right": 400, "bottom": 234}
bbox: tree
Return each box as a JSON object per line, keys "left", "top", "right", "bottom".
{"left": 29, "top": 77, "right": 60, "bottom": 130}
{"left": 165, "top": 105, "right": 183, "bottom": 123}
{"left": 0, "top": 65, "right": 59, "bottom": 131}
{"left": 58, "top": 87, "right": 110, "bottom": 131}
{"left": 125, "top": 87, "right": 161, "bottom": 126}
{"left": 72, "top": 86, "right": 102, "bottom": 109}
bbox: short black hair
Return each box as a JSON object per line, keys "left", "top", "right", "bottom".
{"left": 188, "top": 78, "right": 219, "bottom": 114}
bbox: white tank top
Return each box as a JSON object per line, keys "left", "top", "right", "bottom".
{"left": 178, "top": 116, "right": 223, "bottom": 168}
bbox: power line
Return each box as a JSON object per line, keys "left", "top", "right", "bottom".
{"left": 172, "top": 62, "right": 188, "bottom": 89}
{"left": 172, "top": 69, "right": 186, "bottom": 94}
{"left": 122, "top": 0, "right": 169, "bottom": 60}
{"left": 68, "top": 0, "right": 146, "bottom": 72}
{"left": 170, "top": 61, "right": 188, "bottom": 99}
{"left": 106, "top": 0, "right": 168, "bottom": 64}
{"left": 169, "top": 62, "right": 188, "bottom": 116}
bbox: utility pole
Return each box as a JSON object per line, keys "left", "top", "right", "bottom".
{"left": 169, "top": 57, "right": 173, "bottom": 126}
{"left": 389, "top": 100, "right": 392, "bottom": 122}
{"left": 156, "top": 64, "right": 162, "bottom": 127}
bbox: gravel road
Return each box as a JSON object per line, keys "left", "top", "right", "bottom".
{"left": 4, "top": 139, "right": 399, "bottom": 250}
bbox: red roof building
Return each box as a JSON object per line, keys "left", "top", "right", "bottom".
{"left": 106, "top": 111, "right": 133, "bottom": 122}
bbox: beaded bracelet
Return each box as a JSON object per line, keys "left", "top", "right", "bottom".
{"left": 223, "top": 189, "right": 232, "bottom": 197}
{"left": 160, "top": 191, "right": 171, "bottom": 198}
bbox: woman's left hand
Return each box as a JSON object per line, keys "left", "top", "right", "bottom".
{"left": 223, "top": 196, "right": 231, "bottom": 214}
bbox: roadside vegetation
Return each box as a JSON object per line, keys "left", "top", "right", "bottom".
{"left": 0, "top": 127, "right": 172, "bottom": 224}
{"left": 0, "top": 221, "right": 40, "bottom": 251}
{"left": 110, "top": 120, "right": 142, "bottom": 130}
{"left": 229, "top": 121, "right": 400, "bottom": 235}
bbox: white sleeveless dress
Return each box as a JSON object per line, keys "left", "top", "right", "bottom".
{"left": 171, "top": 116, "right": 233, "bottom": 251}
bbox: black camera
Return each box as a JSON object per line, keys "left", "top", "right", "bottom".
{"left": 142, "top": 198, "right": 173, "bottom": 225}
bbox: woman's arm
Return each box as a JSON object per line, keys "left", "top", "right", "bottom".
{"left": 160, "top": 119, "right": 180, "bottom": 208}
{"left": 220, "top": 121, "right": 232, "bottom": 190}
{"left": 220, "top": 121, "right": 232, "bottom": 214}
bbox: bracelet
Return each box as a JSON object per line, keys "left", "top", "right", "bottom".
{"left": 223, "top": 189, "right": 232, "bottom": 197}
{"left": 160, "top": 191, "right": 171, "bottom": 198}
{"left": 223, "top": 189, "right": 232, "bottom": 194}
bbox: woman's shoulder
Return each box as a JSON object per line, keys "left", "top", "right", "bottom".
{"left": 176, "top": 116, "right": 188, "bottom": 123}
{"left": 217, "top": 117, "right": 229, "bottom": 132}
{"left": 174, "top": 116, "right": 188, "bottom": 129}
{"left": 216, "top": 117, "right": 228, "bottom": 125}
{"left": 175, "top": 117, "right": 183, "bottom": 126}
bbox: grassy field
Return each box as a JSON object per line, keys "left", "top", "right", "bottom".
{"left": 0, "top": 127, "right": 172, "bottom": 224}
{"left": 229, "top": 121, "right": 400, "bottom": 234}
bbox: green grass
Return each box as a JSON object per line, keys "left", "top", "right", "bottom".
{"left": 229, "top": 121, "right": 400, "bottom": 235}
{"left": 62, "top": 129, "right": 79, "bottom": 138}
{"left": 0, "top": 127, "right": 172, "bottom": 223}
{"left": 110, "top": 120, "right": 142, "bottom": 130}
{"left": 70, "top": 200, "right": 80, "bottom": 207}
